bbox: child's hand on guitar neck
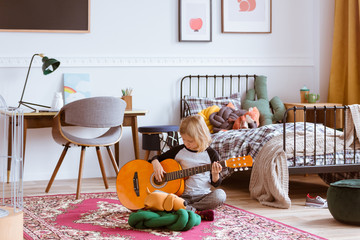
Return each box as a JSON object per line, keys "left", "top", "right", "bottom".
{"left": 211, "top": 161, "right": 222, "bottom": 183}
{"left": 152, "top": 159, "right": 166, "bottom": 182}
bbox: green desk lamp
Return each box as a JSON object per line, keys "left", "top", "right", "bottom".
{"left": 18, "top": 53, "right": 60, "bottom": 111}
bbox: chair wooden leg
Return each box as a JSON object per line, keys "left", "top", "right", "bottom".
{"left": 76, "top": 146, "right": 86, "bottom": 199}
{"left": 96, "top": 147, "right": 109, "bottom": 189}
{"left": 144, "top": 150, "right": 151, "bottom": 161}
{"left": 106, "top": 146, "right": 119, "bottom": 175}
{"left": 45, "top": 145, "right": 69, "bottom": 193}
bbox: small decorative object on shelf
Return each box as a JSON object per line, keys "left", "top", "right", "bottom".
{"left": 300, "top": 85, "right": 309, "bottom": 103}
{"left": 305, "top": 93, "right": 320, "bottom": 103}
{"left": 0, "top": 95, "right": 24, "bottom": 240}
{"left": 121, "top": 88, "right": 133, "bottom": 110}
{"left": 51, "top": 92, "right": 64, "bottom": 111}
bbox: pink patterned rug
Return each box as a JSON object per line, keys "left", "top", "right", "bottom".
{"left": 23, "top": 192, "right": 325, "bottom": 240}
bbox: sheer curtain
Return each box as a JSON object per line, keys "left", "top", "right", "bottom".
{"left": 328, "top": 0, "right": 360, "bottom": 104}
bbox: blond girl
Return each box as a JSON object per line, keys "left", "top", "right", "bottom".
{"left": 150, "top": 115, "right": 226, "bottom": 220}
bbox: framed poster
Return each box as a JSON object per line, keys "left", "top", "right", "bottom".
{"left": 222, "top": 0, "right": 271, "bottom": 33}
{"left": 63, "top": 73, "right": 91, "bottom": 104}
{"left": 179, "top": 0, "right": 212, "bottom": 42}
{"left": 0, "top": 0, "right": 90, "bottom": 32}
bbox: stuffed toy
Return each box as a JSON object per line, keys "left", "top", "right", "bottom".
{"left": 198, "top": 105, "right": 220, "bottom": 133}
{"left": 209, "top": 106, "right": 247, "bottom": 133}
{"left": 143, "top": 189, "right": 186, "bottom": 212}
{"left": 242, "top": 75, "right": 286, "bottom": 126}
{"left": 232, "top": 107, "right": 260, "bottom": 129}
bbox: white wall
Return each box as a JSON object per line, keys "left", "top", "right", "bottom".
{"left": 0, "top": 0, "right": 335, "bottom": 181}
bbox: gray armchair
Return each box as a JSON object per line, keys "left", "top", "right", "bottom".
{"left": 45, "top": 96, "right": 126, "bottom": 199}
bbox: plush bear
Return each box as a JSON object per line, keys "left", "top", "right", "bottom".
{"left": 209, "top": 106, "right": 247, "bottom": 133}
{"left": 143, "top": 189, "right": 186, "bottom": 212}
{"left": 242, "top": 75, "right": 286, "bottom": 126}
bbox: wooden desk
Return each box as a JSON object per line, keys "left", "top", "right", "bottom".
{"left": 7, "top": 109, "right": 147, "bottom": 181}
{"left": 284, "top": 103, "right": 343, "bottom": 128}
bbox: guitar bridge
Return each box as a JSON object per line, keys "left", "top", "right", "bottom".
{"left": 133, "top": 172, "right": 140, "bottom": 197}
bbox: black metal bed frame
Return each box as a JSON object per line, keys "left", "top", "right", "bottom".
{"left": 180, "top": 74, "right": 257, "bottom": 118}
{"left": 180, "top": 74, "right": 360, "bottom": 175}
{"left": 284, "top": 106, "right": 360, "bottom": 174}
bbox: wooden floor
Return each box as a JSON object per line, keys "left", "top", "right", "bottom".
{"left": 15, "top": 173, "right": 360, "bottom": 240}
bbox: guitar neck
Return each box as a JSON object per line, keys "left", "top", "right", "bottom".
{"left": 164, "top": 161, "right": 227, "bottom": 182}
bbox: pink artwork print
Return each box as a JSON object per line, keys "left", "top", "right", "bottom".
{"left": 238, "top": 0, "right": 256, "bottom": 12}
{"left": 189, "top": 18, "right": 203, "bottom": 32}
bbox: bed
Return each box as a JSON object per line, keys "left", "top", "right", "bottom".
{"left": 180, "top": 74, "right": 360, "bottom": 208}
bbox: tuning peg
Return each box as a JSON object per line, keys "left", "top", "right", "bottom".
{"left": 239, "top": 168, "right": 243, "bottom": 171}
{"left": 244, "top": 167, "right": 248, "bottom": 171}
{"left": 234, "top": 168, "right": 238, "bottom": 172}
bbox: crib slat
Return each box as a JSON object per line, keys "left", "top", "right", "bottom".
{"left": 314, "top": 107, "right": 317, "bottom": 165}
{"left": 333, "top": 106, "right": 337, "bottom": 164}
{"left": 343, "top": 107, "right": 347, "bottom": 163}
{"left": 197, "top": 75, "right": 200, "bottom": 97}
{"left": 222, "top": 75, "right": 225, "bottom": 97}
{"left": 354, "top": 123, "right": 356, "bottom": 164}
{"left": 246, "top": 75, "right": 249, "bottom": 93}
{"left": 213, "top": 75, "right": 216, "bottom": 97}
{"left": 324, "top": 107, "right": 327, "bottom": 165}
{"left": 205, "top": 75, "right": 209, "bottom": 98}
{"left": 294, "top": 108, "right": 296, "bottom": 166}
{"left": 303, "top": 107, "right": 307, "bottom": 166}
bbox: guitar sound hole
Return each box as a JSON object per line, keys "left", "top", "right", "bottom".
{"left": 150, "top": 172, "right": 167, "bottom": 189}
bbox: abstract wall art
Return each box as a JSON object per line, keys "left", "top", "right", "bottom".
{"left": 222, "top": 0, "right": 272, "bottom": 33}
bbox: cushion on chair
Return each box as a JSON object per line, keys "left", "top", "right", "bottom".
{"left": 62, "top": 127, "right": 122, "bottom": 146}
{"left": 327, "top": 179, "right": 360, "bottom": 225}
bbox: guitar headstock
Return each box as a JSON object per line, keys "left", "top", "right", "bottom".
{"left": 225, "top": 155, "right": 253, "bottom": 171}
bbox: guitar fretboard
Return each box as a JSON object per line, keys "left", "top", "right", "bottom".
{"left": 164, "top": 161, "right": 227, "bottom": 181}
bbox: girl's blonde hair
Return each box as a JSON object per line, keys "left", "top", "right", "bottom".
{"left": 179, "top": 115, "right": 211, "bottom": 152}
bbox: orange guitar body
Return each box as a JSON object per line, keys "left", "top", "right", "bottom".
{"left": 116, "top": 159, "right": 185, "bottom": 211}
{"left": 116, "top": 155, "right": 253, "bottom": 210}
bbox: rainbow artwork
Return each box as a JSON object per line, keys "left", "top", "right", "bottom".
{"left": 64, "top": 86, "right": 77, "bottom": 94}
{"left": 63, "top": 73, "right": 91, "bottom": 104}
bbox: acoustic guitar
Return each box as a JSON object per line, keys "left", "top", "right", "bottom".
{"left": 116, "top": 156, "right": 253, "bottom": 210}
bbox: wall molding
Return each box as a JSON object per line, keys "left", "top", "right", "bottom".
{"left": 0, "top": 56, "right": 314, "bottom": 68}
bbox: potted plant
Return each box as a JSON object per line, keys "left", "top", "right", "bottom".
{"left": 121, "top": 88, "right": 133, "bottom": 110}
